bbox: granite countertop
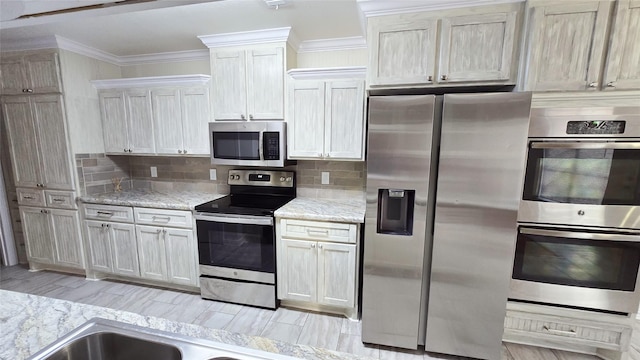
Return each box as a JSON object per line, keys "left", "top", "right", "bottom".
{"left": 78, "top": 189, "right": 226, "bottom": 210}
{"left": 274, "top": 197, "right": 366, "bottom": 223}
{"left": 0, "top": 290, "right": 371, "bottom": 360}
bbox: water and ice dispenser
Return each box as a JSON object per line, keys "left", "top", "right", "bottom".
{"left": 377, "top": 189, "right": 415, "bottom": 235}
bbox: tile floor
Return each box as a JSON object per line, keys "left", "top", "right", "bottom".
{"left": 0, "top": 265, "right": 610, "bottom": 360}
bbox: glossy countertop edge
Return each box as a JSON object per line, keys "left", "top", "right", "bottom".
{"left": 77, "top": 189, "right": 226, "bottom": 210}
{"left": 275, "top": 197, "right": 366, "bottom": 224}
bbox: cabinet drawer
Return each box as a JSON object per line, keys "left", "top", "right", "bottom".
{"left": 280, "top": 219, "right": 357, "bottom": 244}
{"left": 45, "top": 190, "right": 76, "bottom": 209}
{"left": 504, "top": 310, "right": 631, "bottom": 350}
{"left": 83, "top": 204, "right": 133, "bottom": 222}
{"left": 16, "top": 188, "right": 45, "bottom": 207}
{"left": 134, "top": 208, "right": 193, "bottom": 228}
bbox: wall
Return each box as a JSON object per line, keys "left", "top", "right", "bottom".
{"left": 58, "top": 49, "right": 122, "bottom": 155}
{"left": 120, "top": 59, "right": 210, "bottom": 78}
{"left": 296, "top": 48, "right": 367, "bottom": 68}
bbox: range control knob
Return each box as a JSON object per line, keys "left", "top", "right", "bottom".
{"left": 286, "top": 177, "right": 292, "bottom": 182}
{"left": 235, "top": 175, "right": 241, "bottom": 180}
{"left": 280, "top": 176, "right": 286, "bottom": 181}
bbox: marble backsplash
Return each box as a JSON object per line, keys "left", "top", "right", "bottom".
{"left": 76, "top": 154, "right": 366, "bottom": 199}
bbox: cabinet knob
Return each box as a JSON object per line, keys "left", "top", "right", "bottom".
{"left": 157, "top": 229, "right": 162, "bottom": 234}
{"left": 311, "top": 243, "right": 316, "bottom": 248}
{"left": 318, "top": 244, "right": 323, "bottom": 249}
{"left": 183, "top": 149, "right": 187, "bottom": 154}
{"left": 606, "top": 82, "right": 616, "bottom": 88}
{"left": 22, "top": 88, "right": 33, "bottom": 93}
{"left": 101, "top": 224, "right": 105, "bottom": 227}
{"left": 240, "top": 114, "right": 246, "bottom": 120}
{"left": 128, "top": 149, "right": 133, "bottom": 153}
{"left": 441, "top": 75, "right": 448, "bottom": 81}
{"left": 249, "top": 114, "right": 254, "bottom": 120}
{"left": 124, "top": 148, "right": 127, "bottom": 152}
{"left": 178, "top": 150, "right": 182, "bottom": 154}
{"left": 588, "top": 82, "right": 598, "bottom": 88}
{"left": 427, "top": 75, "right": 433, "bottom": 82}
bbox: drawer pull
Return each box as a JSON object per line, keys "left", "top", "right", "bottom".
{"left": 152, "top": 215, "right": 171, "bottom": 222}
{"left": 307, "top": 229, "right": 329, "bottom": 236}
{"left": 96, "top": 211, "right": 114, "bottom": 216}
{"left": 22, "top": 196, "right": 34, "bottom": 200}
{"left": 543, "top": 325, "right": 576, "bottom": 336}
{"left": 52, "top": 198, "right": 65, "bottom": 202}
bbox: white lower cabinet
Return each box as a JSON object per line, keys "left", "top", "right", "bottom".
{"left": 85, "top": 220, "right": 138, "bottom": 277}
{"left": 136, "top": 225, "right": 168, "bottom": 282}
{"left": 277, "top": 218, "right": 359, "bottom": 318}
{"left": 21, "top": 206, "right": 84, "bottom": 269}
{"left": 136, "top": 225, "right": 197, "bottom": 286}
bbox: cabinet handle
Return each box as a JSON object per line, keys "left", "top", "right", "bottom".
{"left": 588, "top": 82, "right": 598, "bottom": 88}
{"left": 157, "top": 229, "right": 162, "bottom": 234}
{"left": 307, "top": 229, "right": 329, "bottom": 236}
{"left": 96, "top": 211, "right": 114, "bottom": 216}
{"left": 52, "top": 198, "right": 65, "bottom": 202}
{"left": 178, "top": 150, "right": 183, "bottom": 154}
{"left": 606, "top": 82, "right": 616, "bottom": 88}
{"left": 40, "top": 209, "right": 48, "bottom": 214}
{"left": 543, "top": 325, "right": 576, "bottom": 336}
{"left": 441, "top": 75, "right": 448, "bottom": 81}
{"left": 240, "top": 114, "right": 246, "bottom": 120}
{"left": 427, "top": 75, "right": 433, "bottom": 82}
{"left": 23, "top": 196, "right": 34, "bottom": 200}
{"left": 23, "top": 89, "right": 33, "bottom": 93}
{"left": 152, "top": 215, "right": 171, "bottom": 222}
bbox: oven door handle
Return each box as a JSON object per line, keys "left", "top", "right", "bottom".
{"left": 530, "top": 141, "right": 640, "bottom": 150}
{"left": 195, "top": 213, "right": 273, "bottom": 226}
{"left": 521, "top": 227, "right": 640, "bottom": 242}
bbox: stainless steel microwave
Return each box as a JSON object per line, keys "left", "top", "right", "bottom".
{"left": 209, "top": 121, "right": 288, "bottom": 167}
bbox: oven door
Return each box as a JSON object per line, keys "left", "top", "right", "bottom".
{"left": 195, "top": 213, "right": 275, "bottom": 282}
{"left": 510, "top": 226, "right": 640, "bottom": 313}
{"left": 519, "top": 141, "right": 640, "bottom": 229}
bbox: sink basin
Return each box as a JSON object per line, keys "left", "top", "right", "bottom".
{"left": 28, "top": 318, "right": 299, "bottom": 360}
{"left": 44, "top": 332, "right": 182, "bottom": 360}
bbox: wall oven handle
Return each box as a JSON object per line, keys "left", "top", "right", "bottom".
{"left": 195, "top": 213, "right": 273, "bottom": 226}
{"left": 530, "top": 142, "right": 640, "bottom": 150}
{"left": 521, "top": 227, "right": 640, "bottom": 243}
{"left": 258, "top": 131, "right": 264, "bottom": 161}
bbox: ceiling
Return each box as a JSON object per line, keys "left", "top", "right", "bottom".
{"left": 0, "top": 0, "right": 364, "bottom": 57}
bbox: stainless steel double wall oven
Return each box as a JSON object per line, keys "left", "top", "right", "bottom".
{"left": 511, "top": 106, "right": 640, "bottom": 314}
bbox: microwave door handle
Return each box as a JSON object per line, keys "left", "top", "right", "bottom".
{"left": 258, "top": 130, "right": 264, "bottom": 160}
{"left": 521, "top": 227, "right": 640, "bottom": 243}
{"left": 530, "top": 142, "right": 640, "bottom": 150}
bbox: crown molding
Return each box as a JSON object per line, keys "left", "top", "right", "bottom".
{"left": 55, "top": 36, "right": 120, "bottom": 65}
{"left": 91, "top": 74, "right": 211, "bottom": 89}
{"left": 297, "top": 36, "right": 366, "bottom": 53}
{"left": 118, "top": 49, "right": 210, "bottom": 66}
{"left": 357, "top": 0, "right": 524, "bottom": 18}
{"left": 198, "top": 27, "right": 293, "bottom": 48}
{"left": 0, "top": 35, "right": 59, "bottom": 52}
{"left": 288, "top": 66, "right": 366, "bottom": 80}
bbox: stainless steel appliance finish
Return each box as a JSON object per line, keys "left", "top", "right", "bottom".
{"left": 426, "top": 93, "right": 532, "bottom": 360}
{"left": 518, "top": 106, "right": 640, "bottom": 229}
{"left": 510, "top": 226, "right": 640, "bottom": 314}
{"left": 362, "top": 95, "right": 439, "bottom": 349}
{"left": 209, "top": 121, "right": 288, "bottom": 167}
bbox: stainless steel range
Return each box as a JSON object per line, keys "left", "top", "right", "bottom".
{"left": 194, "top": 169, "right": 295, "bottom": 309}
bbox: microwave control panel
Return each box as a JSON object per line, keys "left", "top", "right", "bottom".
{"left": 263, "top": 132, "right": 280, "bottom": 160}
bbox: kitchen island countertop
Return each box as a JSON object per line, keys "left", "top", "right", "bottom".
{"left": 275, "top": 197, "right": 366, "bottom": 223}
{"left": 78, "top": 189, "right": 225, "bottom": 210}
{"left": 0, "top": 289, "right": 371, "bottom": 360}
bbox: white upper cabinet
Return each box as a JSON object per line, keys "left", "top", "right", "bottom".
{"left": 367, "top": 3, "right": 522, "bottom": 88}
{"left": 287, "top": 68, "right": 366, "bottom": 161}
{"left": 1, "top": 95, "right": 74, "bottom": 190}
{"left": 603, "top": 0, "right": 640, "bottom": 90}
{"left": 0, "top": 52, "right": 62, "bottom": 95}
{"left": 93, "top": 75, "right": 211, "bottom": 156}
{"left": 439, "top": 12, "right": 517, "bottom": 83}
{"left": 211, "top": 47, "right": 285, "bottom": 120}
{"left": 523, "top": 1, "right": 613, "bottom": 91}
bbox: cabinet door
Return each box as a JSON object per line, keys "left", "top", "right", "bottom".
{"left": 324, "top": 80, "right": 365, "bottom": 160}
{"left": 99, "top": 91, "right": 129, "bottom": 154}
{"left": 317, "top": 242, "right": 356, "bottom": 308}
{"left": 85, "top": 220, "right": 113, "bottom": 273}
{"left": 125, "top": 90, "right": 155, "bottom": 153}
{"left": 278, "top": 238, "right": 317, "bottom": 302}
{"left": 165, "top": 228, "right": 197, "bottom": 286}
{"left": 603, "top": 0, "right": 640, "bottom": 90}
{"left": 110, "top": 223, "right": 139, "bottom": 277}
{"left": 246, "top": 48, "right": 285, "bottom": 120}
{"left": 0, "top": 55, "right": 28, "bottom": 95}
{"left": 525, "top": 2, "right": 612, "bottom": 91}
{"left": 368, "top": 16, "right": 438, "bottom": 87}
{"left": 20, "top": 207, "right": 54, "bottom": 264}
{"left": 152, "top": 88, "right": 183, "bottom": 154}
{"left": 287, "top": 80, "right": 325, "bottom": 159}
{"left": 439, "top": 12, "right": 517, "bottom": 83}
{"left": 211, "top": 50, "right": 247, "bottom": 120}
{"left": 23, "top": 53, "right": 62, "bottom": 93}
{"left": 49, "top": 209, "right": 84, "bottom": 269}
{"left": 136, "top": 225, "right": 167, "bottom": 281}
{"left": 181, "top": 87, "right": 211, "bottom": 155}
{"left": 1, "top": 96, "right": 42, "bottom": 188}
{"left": 32, "top": 95, "right": 74, "bottom": 190}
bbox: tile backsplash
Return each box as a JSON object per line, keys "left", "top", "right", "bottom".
{"left": 76, "top": 154, "right": 365, "bottom": 199}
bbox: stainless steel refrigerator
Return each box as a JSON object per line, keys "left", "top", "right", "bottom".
{"left": 361, "top": 92, "right": 532, "bottom": 360}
